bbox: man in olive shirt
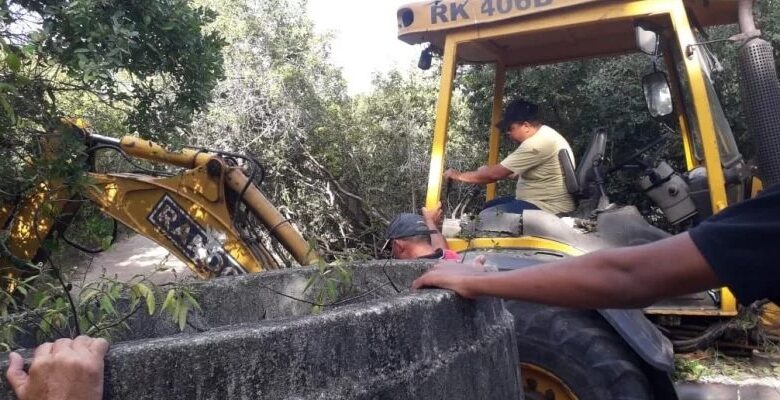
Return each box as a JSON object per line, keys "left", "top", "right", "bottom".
{"left": 445, "top": 99, "right": 575, "bottom": 214}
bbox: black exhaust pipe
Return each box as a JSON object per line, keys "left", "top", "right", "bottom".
{"left": 737, "top": 0, "right": 780, "bottom": 187}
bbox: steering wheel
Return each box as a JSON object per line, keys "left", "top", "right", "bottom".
{"left": 442, "top": 176, "right": 482, "bottom": 219}
{"left": 607, "top": 134, "right": 672, "bottom": 174}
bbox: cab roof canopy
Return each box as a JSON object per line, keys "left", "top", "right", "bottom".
{"left": 397, "top": 0, "right": 739, "bottom": 68}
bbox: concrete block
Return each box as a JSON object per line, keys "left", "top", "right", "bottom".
{"left": 0, "top": 262, "right": 522, "bottom": 399}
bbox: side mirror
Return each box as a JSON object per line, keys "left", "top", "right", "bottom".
{"left": 635, "top": 24, "right": 660, "bottom": 56}
{"left": 418, "top": 46, "right": 432, "bottom": 70}
{"left": 642, "top": 71, "right": 673, "bottom": 117}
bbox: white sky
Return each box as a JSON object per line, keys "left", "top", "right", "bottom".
{"left": 307, "top": 0, "right": 423, "bottom": 95}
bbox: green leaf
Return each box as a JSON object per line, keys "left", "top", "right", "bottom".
{"left": 5, "top": 52, "right": 20, "bottom": 72}
{"left": 99, "top": 295, "right": 116, "bottom": 315}
{"left": 0, "top": 95, "right": 15, "bottom": 123}
{"left": 129, "top": 296, "right": 140, "bottom": 312}
{"left": 302, "top": 274, "right": 317, "bottom": 293}
{"left": 80, "top": 287, "right": 100, "bottom": 304}
{"left": 35, "top": 295, "right": 51, "bottom": 308}
{"left": 0, "top": 83, "right": 16, "bottom": 93}
{"left": 161, "top": 289, "right": 176, "bottom": 312}
{"left": 134, "top": 283, "right": 156, "bottom": 315}
{"left": 326, "top": 281, "right": 337, "bottom": 300}
{"left": 21, "top": 44, "right": 36, "bottom": 55}
{"left": 177, "top": 303, "right": 188, "bottom": 331}
{"left": 182, "top": 290, "right": 200, "bottom": 311}
{"left": 146, "top": 290, "right": 156, "bottom": 315}
{"left": 101, "top": 236, "right": 113, "bottom": 251}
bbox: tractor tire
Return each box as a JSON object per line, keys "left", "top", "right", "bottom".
{"left": 505, "top": 300, "right": 654, "bottom": 400}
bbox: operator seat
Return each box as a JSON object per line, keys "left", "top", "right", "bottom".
{"left": 558, "top": 127, "right": 610, "bottom": 216}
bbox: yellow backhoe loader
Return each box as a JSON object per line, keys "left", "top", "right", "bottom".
{"left": 0, "top": 124, "right": 320, "bottom": 290}
{"left": 397, "top": 0, "right": 779, "bottom": 398}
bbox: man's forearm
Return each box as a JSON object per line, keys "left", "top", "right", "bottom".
{"left": 425, "top": 220, "right": 449, "bottom": 250}
{"left": 461, "top": 234, "right": 722, "bottom": 309}
{"left": 430, "top": 233, "right": 449, "bottom": 251}
{"left": 453, "top": 170, "right": 497, "bottom": 184}
{"left": 466, "top": 251, "right": 654, "bottom": 308}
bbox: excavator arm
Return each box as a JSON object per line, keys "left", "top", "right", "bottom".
{"left": 1, "top": 129, "right": 320, "bottom": 289}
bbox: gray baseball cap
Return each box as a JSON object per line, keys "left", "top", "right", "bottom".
{"left": 385, "top": 213, "right": 435, "bottom": 240}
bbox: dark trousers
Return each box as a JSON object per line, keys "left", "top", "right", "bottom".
{"left": 482, "top": 196, "right": 540, "bottom": 214}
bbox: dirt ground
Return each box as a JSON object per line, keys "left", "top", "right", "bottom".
{"left": 675, "top": 346, "right": 780, "bottom": 387}
{"left": 66, "top": 234, "right": 193, "bottom": 289}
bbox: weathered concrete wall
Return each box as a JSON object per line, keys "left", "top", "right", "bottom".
{"left": 0, "top": 262, "right": 522, "bottom": 399}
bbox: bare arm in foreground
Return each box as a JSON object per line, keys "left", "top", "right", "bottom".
{"left": 412, "top": 233, "right": 722, "bottom": 309}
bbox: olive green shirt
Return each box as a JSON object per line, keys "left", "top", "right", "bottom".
{"left": 500, "top": 125, "right": 576, "bottom": 214}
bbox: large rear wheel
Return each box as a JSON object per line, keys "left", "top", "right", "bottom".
{"left": 506, "top": 301, "right": 654, "bottom": 400}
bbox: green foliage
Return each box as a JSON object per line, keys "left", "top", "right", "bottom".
{"left": 674, "top": 355, "right": 708, "bottom": 381}
{"left": 0, "top": 264, "right": 201, "bottom": 350}
{"left": 0, "top": 0, "right": 225, "bottom": 201}
{"left": 674, "top": 349, "right": 780, "bottom": 382}
{"left": 160, "top": 285, "right": 201, "bottom": 331}
{"left": 303, "top": 261, "right": 353, "bottom": 314}
{"left": 13, "top": 0, "right": 224, "bottom": 138}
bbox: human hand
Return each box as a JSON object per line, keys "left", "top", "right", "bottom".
{"left": 411, "top": 256, "right": 487, "bottom": 299}
{"left": 443, "top": 169, "right": 460, "bottom": 181}
{"left": 6, "top": 336, "right": 109, "bottom": 400}
{"left": 421, "top": 202, "right": 443, "bottom": 226}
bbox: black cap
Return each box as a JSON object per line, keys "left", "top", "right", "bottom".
{"left": 496, "top": 99, "right": 539, "bottom": 131}
{"left": 385, "top": 213, "right": 436, "bottom": 240}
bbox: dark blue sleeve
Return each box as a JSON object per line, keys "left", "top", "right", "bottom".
{"left": 688, "top": 183, "right": 780, "bottom": 305}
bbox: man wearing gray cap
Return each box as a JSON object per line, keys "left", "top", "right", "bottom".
{"left": 385, "top": 205, "right": 460, "bottom": 260}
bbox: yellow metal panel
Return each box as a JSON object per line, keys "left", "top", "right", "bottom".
{"left": 85, "top": 172, "right": 267, "bottom": 278}
{"left": 119, "top": 136, "right": 213, "bottom": 168}
{"left": 5, "top": 184, "right": 67, "bottom": 261}
{"left": 644, "top": 308, "right": 737, "bottom": 317}
{"left": 398, "top": 0, "right": 605, "bottom": 44}
{"left": 1, "top": 183, "right": 69, "bottom": 291}
{"left": 446, "top": 236, "right": 583, "bottom": 256}
{"left": 486, "top": 63, "right": 507, "bottom": 201}
{"left": 399, "top": 1, "right": 738, "bottom": 66}
{"left": 663, "top": 42, "right": 698, "bottom": 170}
{"left": 677, "top": 102, "right": 698, "bottom": 171}
{"left": 225, "top": 170, "right": 320, "bottom": 266}
{"left": 720, "top": 288, "right": 737, "bottom": 315}
{"left": 751, "top": 177, "right": 764, "bottom": 197}
{"left": 445, "top": 0, "right": 675, "bottom": 45}
{"left": 671, "top": 3, "right": 734, "bottom": 314}
{"left": 425, "top": 36, "right": 459, "bottom": 209}
{"left": 670, "top": 4, "right": 728, "bottom": 213}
